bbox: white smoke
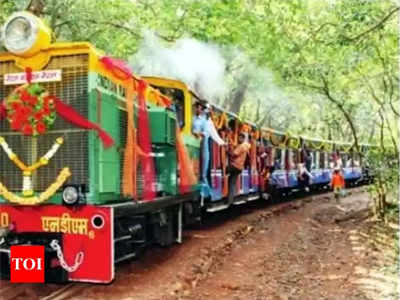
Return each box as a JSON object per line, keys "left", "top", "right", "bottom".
{"left": 130, "top": 31, "right": 226, "bottom": 101}
{"left": 130, "top": 31, "right": 296, "bottom": 131}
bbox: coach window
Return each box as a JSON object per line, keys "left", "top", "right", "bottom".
{"left": 341, "top": 153, "right": 348, "bottom": 167}
{"left": 275, "top": 148, "right": 282, "bottom": 170}
{"left": 314, "top": 151, "right": 320, "bottom": 169}
{"left": 151, "top": 85, "right": 185, "bottom": 128}
{"left": 310, "top": 151, "right": 317, "bottom": 170}
{"left": 354, "top": 154, "right": 360, "bottom": 167}
{"left": 348, "top": 152, "right": 356, "bottom": 167}
{"left": 290, "top": 149, "right": 299, "bottom": 169}
{"left": 319, "top": 151, "right": 325, "bottom": 169}
{"left": 269, "top": 146, "right": 275, "bottom": 168}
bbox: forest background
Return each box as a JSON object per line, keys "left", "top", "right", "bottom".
{"left": 0, "top": 0, "right": 399, "bottom": 216}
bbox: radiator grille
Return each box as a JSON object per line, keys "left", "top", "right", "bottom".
{"left": 0, "top": 54, "right": 89, "bottom": 192}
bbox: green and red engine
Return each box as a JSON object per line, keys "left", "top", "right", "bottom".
{"left": 0, "top": 12, "right": 200, "bottom": 283}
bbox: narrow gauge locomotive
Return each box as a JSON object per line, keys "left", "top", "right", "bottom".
{"left": 0, "top": 12, "right": 371, "bottom": 283}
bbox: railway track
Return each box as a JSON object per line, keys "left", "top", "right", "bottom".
{"left": 40, "top": 283, "right": 84, "bottom": 300}
{"left": 0, "top": 281, "right": 84, "bottom": 300}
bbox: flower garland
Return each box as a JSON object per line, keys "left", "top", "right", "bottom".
{"left": 338, "top": 143, "right": 353, "bottom": 153}
{"left": 262, "top": 131, "right": 271, "bottom": 140}
{"left": 0, "top": 136, "right": 65, "bottom": 199}
{"left": 0, "top": 168, "right": 71, "bottom": 205}
{"left": 306, "top": 140, "right": 325, "bottom": 150}
{"left": 270, "top": 131, "right": 288, "bottom": 147}
{"left": 323, "top": 142, "right": 334, "bottom": 152}
{"left": 288, "top": 136, "right": 300, "bottom": 149}
{"left": 211, "top": 112, "right": 228, "bottom": 129}
{"left": 0, "top": 82, "right": 114, "bottom": 148}
{"left": 5, "top": 83, "right": 56, "bottom": 136}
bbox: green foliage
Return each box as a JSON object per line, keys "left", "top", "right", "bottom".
{"left": 366, "top": 147, "right": 399, "bottom": 218}
{"left": 0, "top": 0, "right": 398, "bottom": 150}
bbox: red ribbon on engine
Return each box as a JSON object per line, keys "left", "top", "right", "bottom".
{"left": 100, "top": 56, "right": 132, "bottom": 80}
{"left": 137, "top": 80, "right": 156, "bottom": 201}
{"left": 176, "top": 126, "right": 197, "bottom": 194}
{"left": 0, "top": 101, "right": 6, "bottom": 120}
{"left": 25, "top": 67, "right": 33, "bottom": 84}
{"left": 53, "top": 97, "right": 114, "bottom": 148}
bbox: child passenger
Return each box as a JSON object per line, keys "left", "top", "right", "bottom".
{"left": 330, "top": 167, "right": 345, "bottom": 202}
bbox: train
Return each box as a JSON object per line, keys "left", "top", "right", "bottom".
{"left": 0, "top": 12, "right": 372, "bottom": 283}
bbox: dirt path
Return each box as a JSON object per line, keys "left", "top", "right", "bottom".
{"left": 81, "top": 188, "right": 397, "bottom": 300}
{"left": 2, "top": 188, "right": 398, "bottom": 299}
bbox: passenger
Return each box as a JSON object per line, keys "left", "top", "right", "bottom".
{"left": 227, "top": 133, "right": 250, "bottom": 204}
{"left": 336, "top": 156, "right": 343, "bottom": 169}
{"left": 305, "top": 150, "right": 313, "bottom": 171}
{"left": 273, "top": 159, "right": 281, "bottom": 171}
{"left": 192, "top": 103, "right": 225, "bottom": 197}
{"left": 330, "top": 167, "right": 345, "bottom": 203}
{"left": 204, "top": 104, "right": 225, "bottom": 146}
{"left": 192, "top": 103, "right": 206, "bottom": 139}
{"left": 298, "top": 163, "right": 313, "bottom": 192}
{"left": 257, "top": 146, "right": 270, "bottom": 192}
{"left": 329, "top": 158, "right": 335, "bottom": 169}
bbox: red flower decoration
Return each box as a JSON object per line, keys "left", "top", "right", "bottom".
{"left": 11, "top": 117, "right": 23, "bottom": 130}
{"left": 36, "top": 121, "right": 46, "bottom": 134}
{"left": 20, "top": 90, "right": 30, "bottom": 103}
{"left": 28, "top": 95, "right": 38, "bottom": 106}
{"left": 34, "top": 111, "right": 43, "bottom": 121}
{"left": 5, "top": 83, "right": 56, "bottom": 136}
{"left": 11, "top": 102, "right": 21, "bottom": 110}
{"left": 43, "top": 106, "right": 51, "bottom": 115}
{"left": 22, "top": 124, "right": 33, "bottom": 135}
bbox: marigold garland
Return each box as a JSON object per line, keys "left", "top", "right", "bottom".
{"left": 0, "top": 136, "right": 65, "bottom": 199}
{"left": 0, "top": 167, "right": 71, "bottom": 205}
{"left": 270, "top": 132, "right": 288, "bottom": 147}
{"left": 211, "top": 112, "right": 228, "bottom": 129}
{"left": 5, "top": 83, "right": 56, "bottom": 136}
{"left": 288, "top": 136, "right": 300, "bottom": 149}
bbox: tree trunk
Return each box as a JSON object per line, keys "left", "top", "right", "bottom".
{"left": 228, "top": 75, "right": 250, "bottom": 114}
{"left": 320, "top": 76, "right": 360, "bottom": 152}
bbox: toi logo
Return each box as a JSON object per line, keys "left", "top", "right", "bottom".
{"left": 10, "top": 245, "right": 45, "bottom": 283}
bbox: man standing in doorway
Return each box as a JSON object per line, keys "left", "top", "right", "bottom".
{"left": 227, "top": 133, "right": 251, "bottom": 205}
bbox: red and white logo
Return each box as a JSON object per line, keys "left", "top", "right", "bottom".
{"left": 10, "top": 245, "right": 45, "bottom": 283}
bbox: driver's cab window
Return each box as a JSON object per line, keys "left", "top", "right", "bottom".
{"left": 150, "top": 85, "right": 185, "bottom": 128}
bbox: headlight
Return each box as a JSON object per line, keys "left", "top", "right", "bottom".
{"left": 2, "top": 12, "right": 51, "bottom": 57}
{"left": 62, "top": 185, "right": 86, "bottom": 205}
{"left": 62, "top": 186, "right": 79, "bottom": 205}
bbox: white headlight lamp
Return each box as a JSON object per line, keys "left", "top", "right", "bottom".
{"left": 2, "top": 12, "right": 51, "bottom": 57}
